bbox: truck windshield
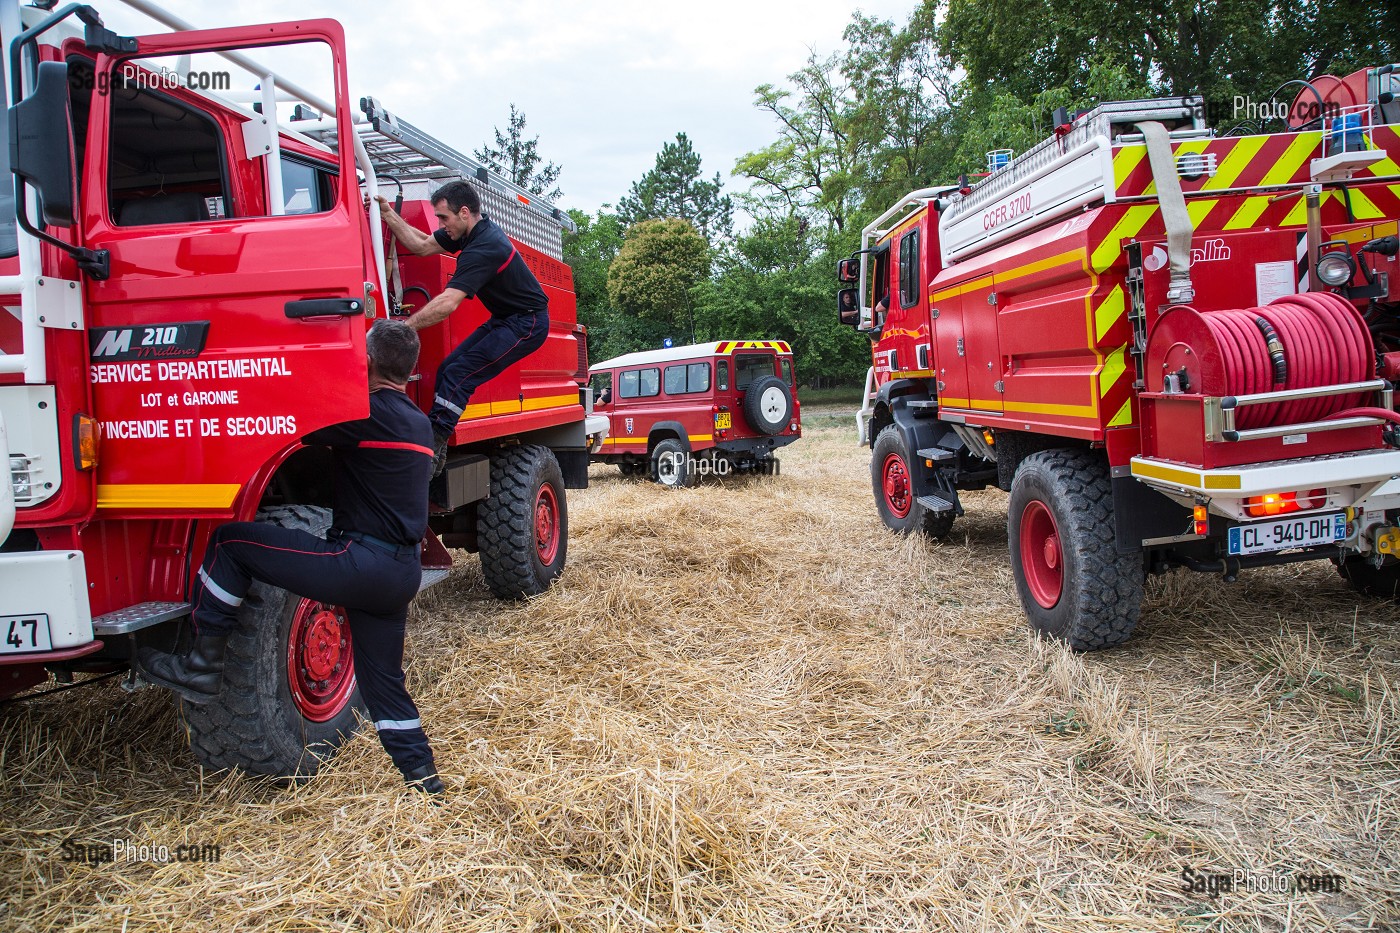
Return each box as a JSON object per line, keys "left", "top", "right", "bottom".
{"left": 0, "top": 71, "right": 16, "bottom": 258}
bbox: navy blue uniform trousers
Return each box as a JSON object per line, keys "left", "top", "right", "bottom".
{"left": 191, "top": 521, "right": 432, "bottom": 776}
{"left": 430, "top": 310, "right": 548, "bottom": 437}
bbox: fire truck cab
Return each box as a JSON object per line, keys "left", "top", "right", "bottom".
{"left": 841, "top": 75, "right": 1400, "bottom": 650}
{"left": 0, "top": 0, "right": 599, "bottom": 776}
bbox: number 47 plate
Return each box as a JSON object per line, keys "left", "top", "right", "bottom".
{"left": 2, "top": 614, "right": 53, "bottom": 654}
{"left": 1228, "top": 513, "right": 1346, "bottom": 556}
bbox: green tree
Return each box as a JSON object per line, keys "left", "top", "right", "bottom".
{"left": 616, "top": 134, "right": 734, "bottom": 245}
{"left": 607, "top": 219, "right": 710, "bottom": 345}
{"left": 562, "top": 208, "right": 625, "bottom": 357}
{"left": 473, "top": 104, "right": 563, "bottom": 200}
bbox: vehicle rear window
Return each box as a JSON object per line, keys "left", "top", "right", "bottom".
{"left": 717, "top": 361, "right": 729, "bottom": 390}
{"left": 736, "top": 353, "right": 776, "bottom": 390}
{"left": 620, "top": 367, "right": 660, "bottom": 398}
{"left": 781, "top": 358, "right": 794, "bottom": 387}
{"left": 665, "top": 362, "right": 710, "bottom": 394}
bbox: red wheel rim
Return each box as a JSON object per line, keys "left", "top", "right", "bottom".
{"left": 286, "top": 600, "right": 355, "bottom": 722}
{"left": 535, "top": 482, "right": 561, "bottom": 565}
{"left": 882, "top": 453, "right": 912, "bottom": 519}
{"left": 1020, "top": 500, "right": 1063, "bottom": 609}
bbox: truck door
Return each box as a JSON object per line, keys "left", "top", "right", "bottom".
{"left": 885, "top": 224, "right": 930, "bottom": 376}
{"left": 81, "top": 22, "right": 369, "bottom": 514}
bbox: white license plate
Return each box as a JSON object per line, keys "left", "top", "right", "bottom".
{"left": 1227, "top": 513, "right": 1346, "bottom": 556}
{"left": 2, "top": 614, "right": 53, "bottom": 654}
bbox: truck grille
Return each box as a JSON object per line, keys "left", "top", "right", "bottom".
{"left": 575, "top": 330, "right": 589, "bottom": 381}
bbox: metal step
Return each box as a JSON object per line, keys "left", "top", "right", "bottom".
{"left": 916, "top": 447, "right": 956, "bottom": 462}
{"left": 916, "top": 494, "right": 957, "bottom": 514}
{"left": 92, "top": 602, "right": 190, "bottom": 636}
{"left": 417, "top": 568, "right": 451, "bottom": 594}
{"left": 907, "top": 400, "right": 939, "bottom": 409}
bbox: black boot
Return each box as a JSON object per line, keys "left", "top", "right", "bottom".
{"left": 139, "top": 632, "right": 229, "bottom": 703}
{"left": 403, "top": 763, "right": 444, "bottom": 796}
{"left": 430, "top": 431, "right": 451, "bottom": 479}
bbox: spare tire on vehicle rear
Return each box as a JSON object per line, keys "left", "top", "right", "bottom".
{"left": 743, "top": 375, "right": 792, "bottom": 436}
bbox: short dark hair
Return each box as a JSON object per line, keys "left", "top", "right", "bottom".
{"left": 430, "top": 180, "right": 481, "bottom": 215}
{"left": 366, "top": 320, "right": 419, "bottom": 384}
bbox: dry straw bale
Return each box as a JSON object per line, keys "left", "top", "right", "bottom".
{"left": 2, "top": 406, "right": 1397, "bottom": 931}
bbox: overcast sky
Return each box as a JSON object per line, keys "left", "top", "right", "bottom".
{"left": 95, "top": 0, "right": 918, "bottom": 217}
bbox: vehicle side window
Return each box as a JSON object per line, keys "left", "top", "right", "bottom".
{"left": 717, "top": 361, "right": 729, "bottom": 391}
{"left": 621, "top": 368, "right": 659, "bottom": 399}
{"left": 781, "top": 358, "right": 793, "bottom": 386}
{"left": 107, "top": 73, "right": 230, "bottom": 225}
{"left": 591, "top": 372, "right": 612, "bottom": 403}
{"left": 899, "top": 230, "right": 920, "bottom": 308}
{"left": 664, "top": 364, "right": 687, "bottom": 395}
{"left": 687, "top": 362, "right": 710, "bottom": 393}
{"left": 280, "top": 156, "right": 336, "bottom": 214}
{"left": 736, "top": 353, "right": 776, "bottom": 390}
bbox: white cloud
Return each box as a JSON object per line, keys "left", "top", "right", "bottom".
{"left": 95, "top": 0, "right": 917, "bottom": 214}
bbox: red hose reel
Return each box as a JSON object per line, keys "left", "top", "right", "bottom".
{"left": 1146, "top": 292, "right": 1380, "bottom": 430}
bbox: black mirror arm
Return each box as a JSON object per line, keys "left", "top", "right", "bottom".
{"left": 9, "top": 5, "right": 120, "bottom": 281}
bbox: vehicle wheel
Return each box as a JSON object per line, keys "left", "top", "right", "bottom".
{"left": 650, "top": 437, "right": 693, "bottom": 488}
{"left": 1336, "top": 555, "right": 1400, "bottom": 599}
{"left": 477, "top": 445, "right": 568, "bottom": 598}
{"left": 871, "top": 425, "right": 954, "bottom": 539}
{"left": 742, "top": 375, "right": 793, "bottom": 436}
{"left": 1008, "top": 449, "right": 1142, "bottom": 651}
{"left": 181, "top": 505, "right": 364, "bottom": 779}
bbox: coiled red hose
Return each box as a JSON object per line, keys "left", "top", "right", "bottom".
{"left": 1199, "top": 292, "right": 1374, "bottom": 429}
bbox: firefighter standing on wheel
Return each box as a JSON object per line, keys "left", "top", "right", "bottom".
{"left": 140, "top": 321, "right": 444, "bottom": 796}
{"left": 375, "top": 180, "right": 550, "bottom": 476}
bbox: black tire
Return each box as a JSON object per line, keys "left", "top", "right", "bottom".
{"left": 650, "top": 437, "right": 693, "bottom": 488}
{"left": 742, "top": 375, "right": 793, "bottom": 436}
{"left": 477, "top": 445, "right": 568, "bottom": 598}
{"left": 1007, "top": 449, "right": 1142, "bottom": 651}
{"left": 871, "top": 425, "right": 955, "bottom": 539}
{"left": 181, "top": 506, "right": 366, "bottom": 779}
{"left": 1336, "top": 555, "right": 1400, "bottom": 599}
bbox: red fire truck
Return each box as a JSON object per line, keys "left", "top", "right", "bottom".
{"left": 0, "top": 0, "right": 604, "bottom": 776}
{"left": 589, "top": 340, "right": 801, "bottom": 487}
{"left": 840, "top": 72, "right": 1400, "bottom": 650}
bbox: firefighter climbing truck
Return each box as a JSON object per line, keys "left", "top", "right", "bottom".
{"left": 839, "top": 70, "right": 1400, "bottom": 650}
{"left": 0, "top": 0, "right": 603, "bottom": 775}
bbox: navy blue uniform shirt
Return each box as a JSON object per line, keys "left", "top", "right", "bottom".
{"left": 303, "top": 388, "right": 432, "bottom": 546}
{"left": 434, "top": 216, "right": 549, "bottom": 319}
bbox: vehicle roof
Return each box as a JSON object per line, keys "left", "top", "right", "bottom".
{"left": 591, "top": 340, "right": 792, "bottom": 372}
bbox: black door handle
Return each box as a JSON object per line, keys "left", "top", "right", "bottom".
{"left": 285, "top": 298, "right": 363, "bottom": 319}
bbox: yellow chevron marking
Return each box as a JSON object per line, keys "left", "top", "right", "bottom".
{"left": 1091, "top": 204, "right": 1158, "bottom": 273}
{"left": 1346, "top": 188, "right": 1385, "bottom": 220}
{"left": 1187, "top": 199, "right": 1219, "bottom": 225}
{"left": 1281, "top": 189, "right": 1339, "bottom": 227}
{"left": 97, "top": 484, "right": 240, "bottom": 509}
{"left": 1094, "top": 285, "right": 1125, "bottom": 343}
{"left": 1098, "top": 346, "right": 1128, "bottom": 399}
{"left": 1204, "top": 135, "right": 1268, "bottom": 190}
{"left": 1108, "top": 398, "right": 1134, "bottom": 428}
{"left": 1113, "top": 145, "right": 1146, "bottom": 190}
{"left": 1260, "top": 133, "right": 1320, "bottom": 187}
{"left": 1223, "top": 195, "right": 1272, "bottom": 231}
{"left": 1143, "top": 139, "right": 1210, "bottom": 196}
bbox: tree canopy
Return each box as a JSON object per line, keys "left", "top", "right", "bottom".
{"left": 473, "top": 104, "right": 563, "bottom": 200}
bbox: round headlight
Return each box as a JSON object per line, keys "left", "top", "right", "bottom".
{"left": 1316, "top": 251, "right": 1355, "bottom": 286}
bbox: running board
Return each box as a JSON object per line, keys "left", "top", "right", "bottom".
{"left": 92, "top": 601, "right": 190, "bottom": 636}
{"left": 916, "top": 447, "right": 956, "bottom": 462}
{"left": 418, "top": 568, "right": 451, "bottom": 593}
{"left": 916, "top": 494, "right": 956, "bottom": 514}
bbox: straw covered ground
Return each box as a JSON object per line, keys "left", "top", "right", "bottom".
{"left": 2, "top": 410, "right": 1398, "bottom": 931}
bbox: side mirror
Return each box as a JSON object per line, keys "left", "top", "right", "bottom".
{"left": 837, "top": 258, "right": 858, "bottom": 283}
{"left": 837, "top": 287, "right": 860, "bottom": 326}
{"left": 9, "top": 60, "right": 75, "bottom": 227}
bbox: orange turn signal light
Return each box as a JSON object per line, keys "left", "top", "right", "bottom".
{"left": 1193, "top": 505, "right": 1209, "bottom": 537}
{"left": 75, "top": 413, "right": 100, "bottom": 471}
{"left": 1244, "top": 488, "right": 1326, "bottom": 518}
